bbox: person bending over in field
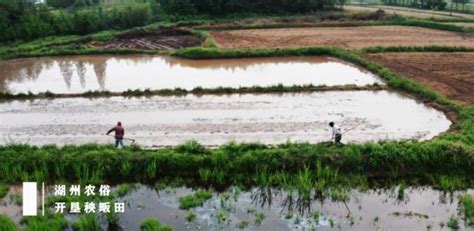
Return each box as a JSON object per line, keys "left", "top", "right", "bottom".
{"left": 329, "top": 122, "right": 342, "bottom": 146}
{"left": 107, "top": 121, "right": 125, "bottom": 148}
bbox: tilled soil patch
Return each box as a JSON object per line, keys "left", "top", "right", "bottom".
{"left": 365, "top": 52, "right": 474, "bottom": 103}
{"left": 91, "top": 28, "right": 203, "bottom": 50}
{"left": 210, "top": 26, "right": 474, "bottom": 49}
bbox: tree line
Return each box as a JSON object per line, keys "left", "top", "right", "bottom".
{"left": 0, "top": 0, "right": 344, "bottom": 43}
{"left": 382, "top": 0, "right": 470, "bottom": 11}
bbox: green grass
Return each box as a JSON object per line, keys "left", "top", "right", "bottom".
{"left": 0, "top": 45, "right": 160, "bottom": 61}
{"left": 192, "top": 30, "right": 217, "bottom": 48}
{"left": 363, "top": 45, "right": 474, "bottom": 53}
{"left": 179, "top": 190, "right": 213, "bottom": 209}
{"left": 447, "top": 216, "right": 460, "bottom": 229}
{"left": 195, "top": 15, "right": 472, "bottom": 33}
{"left": 21, "top": 212, "right": 68, "bottom": 231}
{"left": 0, "top": 214, "right": 17, "bottom": 231}
{"left": 0, "top": 140, "right": 473, "bottom": 188}
{"left": 0, "top": 84, "right": 385, "bottom": 100}
{"left": 72, "top": 214, "right": 101, "bottom": 231}
{"left": 460, "top": 194, "right": 474, "bottom": 226}
{"left": 236, "top": 220, "right": 249, "bottom": 229}
{"left": 115, "top": 183, "right": 139, "bottom": 197}
{"left": 254, "top": 212, "right": 266, "bottom": 225}
{"left": 185, "top": 211, "right": 197, "bottom": 222}
{"left": 140, "top": 218, "right": 173, "bottom": 231}
{"left": 378, "top": 18, "right": 468, "bottom": 32}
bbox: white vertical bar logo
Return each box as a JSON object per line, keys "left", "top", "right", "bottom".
{"left": 23, "top": 182, "right": 37, "bottom": 216}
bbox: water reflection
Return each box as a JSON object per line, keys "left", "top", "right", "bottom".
{"left": 0, "top": 55, "right": 382, "bottom": 94}
{"left": 1, "top": 184, "right": 471, "bottom": 231}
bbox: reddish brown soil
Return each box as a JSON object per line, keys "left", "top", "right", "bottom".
{"left": 210, "top": 26, "right": 474, "bottom": 49}
{"left": 365, "top": 52, "right": 474, "bottom": 103}
{"left": 91, "top": 28, "right": 202, "bottom": 50}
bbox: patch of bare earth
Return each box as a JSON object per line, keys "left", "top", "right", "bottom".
{"left": 364, "top": 52, "right": 474, "bottom": 103}
{"left": 211, "top": 26, "right": 474, "bottom": 49}
{"left": 90, "top": 28, "right": 202, "bottom": 50}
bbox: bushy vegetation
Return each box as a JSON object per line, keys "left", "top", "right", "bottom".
{"left": 447, "top": 216, "right": 460, "bottom": 229}
{"left": 179, "top": 190, "right": 213, "bottom": 209}
{"left": 0, "top": 0, "right": 156, "bottom": 43}
{"left": 0, "top": 0, "right": 346, "bottom": 44}
{"left": 72, "top": 214, "right": 101, "bottom": 231}
{"left": 460, "top": 194, "right": 474, "bottom": 226}
{"left": 161, "top": 0, "right": 343, "bottom": 16}
{"left": 21, "top": 212, "right": 68, "bottom": 231}
{"left": 140, "top": 218, "right": 172, "bottom": 231}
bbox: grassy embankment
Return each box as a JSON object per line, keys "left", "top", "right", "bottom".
{"left": 196, "top": 17, "right": 474, "bottom": 32}
{"left": 0, "top": 84, "right": 386, "bottom": 100}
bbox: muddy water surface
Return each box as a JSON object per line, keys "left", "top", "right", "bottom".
{"left": 1, "top": 185, "right": 473, "bottom": 230}
{"left": 116, "top": 186, "right": 474, "bottom": 231}
{"left": 0, "top": 55, "right": 382, "bottom": 94}
{"left": 0, "top": 91, "right": 450, "bottom": 146}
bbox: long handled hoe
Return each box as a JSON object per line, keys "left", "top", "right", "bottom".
{"left": 106, "top": 134, "right": 136, "bottom": 144}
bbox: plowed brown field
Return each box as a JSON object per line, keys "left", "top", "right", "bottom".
{"left": 210, "top": 26, "right": 474, "bottom": 49}
{"left": 365, "top": 52, "right": 474, "bottom": 103}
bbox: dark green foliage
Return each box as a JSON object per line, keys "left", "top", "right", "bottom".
{"left": 0, "top": 2, "right": 153, "bottom": 43}
{"left": 0, "top": 183, "right": 8, "bottom": 199}
{"left": 447, "top": 216, "right": 460, "bottom": 229}
{"left": 383, "top": 0, "right": 447, "bottom": 10}
{"left": 21, "top": 212, "right": 68, "bottom": 231}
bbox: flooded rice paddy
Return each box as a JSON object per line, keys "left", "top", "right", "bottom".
{"left": 1, "top": 185, "right": 473, "bottom": 230}
{"left": 0, "top": 55, "right": 382, "bottom": 94}
{"left": 0, "top": 91, "right": 450, "bottom": 146}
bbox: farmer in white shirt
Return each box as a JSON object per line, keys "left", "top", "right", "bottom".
{"left": 329, "top": 122, "right": 342, "bottom": 145}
